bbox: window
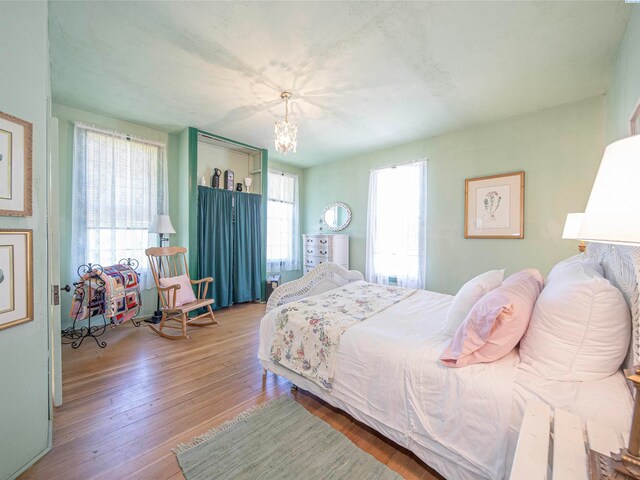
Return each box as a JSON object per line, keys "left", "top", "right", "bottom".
{"left": 267, "top": 171, "right": 299, "bottom": 272}
{"left": 366, "top": 161, "right": 427, "bottom": 289}
{"left": 71, "top": 124, "right": 167, "bottom": 289}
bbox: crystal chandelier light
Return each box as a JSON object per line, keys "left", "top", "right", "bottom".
{"left": 274, "top": 92, "right": 297, "bottom": 155}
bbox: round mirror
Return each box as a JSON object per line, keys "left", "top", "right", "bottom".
{"left": 321, "top": 202, "right": 352, "bottom": 231}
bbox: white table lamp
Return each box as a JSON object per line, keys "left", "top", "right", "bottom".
{"left": 579, "top": 135, "right": 640, "bottom": 247}
{"left": 562, "top": 212, "right": 586, "bottom": 253}
{"left": 149, "top": 214, "right": 176, "bottom": 246}
{"left": 577, "top": 134, "right": 640, "bottom": 478}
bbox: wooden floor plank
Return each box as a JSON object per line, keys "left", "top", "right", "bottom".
{"left": 20, "top": 302, "right": 442, "bottom": 480}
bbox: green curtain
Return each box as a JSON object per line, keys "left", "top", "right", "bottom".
{"left": 198, "top": 186, "right": 234, "bottom": 309}
{"left": 233, "top": 192, "right": 262, "bottom": 303}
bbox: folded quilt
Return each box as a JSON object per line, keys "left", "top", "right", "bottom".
{"left": 270, "top": 280, "right": 415, "bottom": 390}
{"left": 70, "top": 264, "right": 141, "bottom": 326}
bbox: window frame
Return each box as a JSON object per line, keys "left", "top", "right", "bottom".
{"left": 71, "top": 123, "right": 168, "bottom": 289}
{"left": 266, "top": 170, "right": 300, "bottom": 271}
{"left": 365, "top": 160, "right": 428, "bottom": 289}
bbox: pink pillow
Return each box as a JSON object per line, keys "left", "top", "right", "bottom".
{"left": 159, "top": 274, "right": 197, "bottom": 307}
{"left": 440, "top": 269, "right": 544, "bottom": 368}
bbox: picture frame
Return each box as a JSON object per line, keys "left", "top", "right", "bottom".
{"left": 465, "top": 171, "right": 525, "bottom": 239}
{"left": 0, "top": 230, "right": 33, "bottom": 330}
{"left": 0, "top": 111, "right": 32, "bottom": 217}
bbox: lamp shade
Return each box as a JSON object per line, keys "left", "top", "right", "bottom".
{"left": 580, "top": 135, "right": 640, "bottom": 246}
{"left": 148, "top": 214, "right": 176, "bottom": 234}
{"left": 562, "top": 213, "right": 584, "bottom": 240}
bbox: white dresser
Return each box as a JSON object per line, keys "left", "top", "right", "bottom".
{"left": 302, "top": 234, "right": 349, "bottom": 274}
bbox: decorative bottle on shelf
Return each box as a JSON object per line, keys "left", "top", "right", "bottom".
{"left": 211, "top": 168, "right": 221, "bottom": 188}
{"left": 225, "top": 169, "right": 234, "bottom": 191}
{"left": 199, "top": 175, "right": 207, "bottom": 186}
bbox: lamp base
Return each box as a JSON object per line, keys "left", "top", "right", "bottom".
{"left": 589, "top": 449, "right": 640, "bottom": 479}
{"left": 145, "top": 310, "right": 163, "bottom": 324}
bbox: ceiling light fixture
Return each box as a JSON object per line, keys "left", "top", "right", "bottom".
{"left": 274, "top": 91, "right": 297, "bottom": 155}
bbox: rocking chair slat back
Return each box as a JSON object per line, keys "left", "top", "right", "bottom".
{"left": 147, "top": 246, "right": 189, "bottom": 284}
{"left": 144, "top": 246, "right": 217, "bottom": 340}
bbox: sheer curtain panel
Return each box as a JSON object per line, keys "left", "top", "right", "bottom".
{"left": 71, "top": 123, "right": 168, "bottom": 289}
{"left": 365, "top": 161, "right": 427, "bottom": 289}
{"left": 267, "top": 171, "right": 300, "bottom": 272}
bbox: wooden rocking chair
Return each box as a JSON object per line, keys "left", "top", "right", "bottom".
{"left": 146, "top": 246, "right": 217, "bottom": 340}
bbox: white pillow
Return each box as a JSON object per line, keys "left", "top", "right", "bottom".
{"left": 520, "top": 260, "right": 630, "bottom": 381}
{"left": 443, "top": 269, "right": 505, "bottom": 335}
{"left": 546, "top": 254, "right": 603, "bottom": 284}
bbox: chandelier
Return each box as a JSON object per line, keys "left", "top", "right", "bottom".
{"left": 274, "top": 92, "right": 297, "bottom": 155}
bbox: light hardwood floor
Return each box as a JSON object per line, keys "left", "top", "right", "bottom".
{"left": 21, "top": 302, "right": 442, "bottom": 480}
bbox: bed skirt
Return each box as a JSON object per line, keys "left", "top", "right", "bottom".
{"left": 260, "top": 359, "right": 504, "bottom": 480}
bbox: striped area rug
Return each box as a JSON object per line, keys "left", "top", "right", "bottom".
{"left": 174, "top": 395, "right": 402, "bottom": 480}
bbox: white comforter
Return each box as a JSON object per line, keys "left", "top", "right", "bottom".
{"left": 260, "top": 289, "right": 519, "bottom": 479}
{"left": 259, "top": 287, "right": 633, "bottom": 480}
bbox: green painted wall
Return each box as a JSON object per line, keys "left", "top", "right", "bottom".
{"left": 302, "top": 97, "right": 605, "bottom": 295}
{"left": 0, "top": 2, "right": 51, "bottom": 478}
{"left": 176, "top": 128, "right": 191, "bottom": 254}
{"left": 269, "top": 160, "right": 305, "bottom": 284}
{"left": 52, "top": 103, "right": 182, "bottom": 327}
{"left": 606, "top": 5, "right": 640, "bottom": 143}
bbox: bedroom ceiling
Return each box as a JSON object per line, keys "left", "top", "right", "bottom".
{"left": 49, "top": 1, "right": 631, "bottom": 167}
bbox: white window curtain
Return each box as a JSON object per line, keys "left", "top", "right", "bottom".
{"left": 267, "top": 170, "right": 300, "bottom": 272}
{"left": 365, "top": 161, "right": 427, "bottom": 289}
{"left": 71, "top": 123, "right": 168, "bottom": 290}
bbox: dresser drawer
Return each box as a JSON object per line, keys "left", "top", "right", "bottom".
{"left": 304, "top": 245, "right": 331, "bottom": 257}
{"left": 303, "top": 235, "right": 332, "bottom": 247}
{"left": 303, "top": 256, "right": 329, "bottom": 268}
{"left": 302, "top": 234, "right": 349, "bottom": 271}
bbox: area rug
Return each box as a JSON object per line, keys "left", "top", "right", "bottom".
{"left": 174, "top": 395, "right": 402, "bottom": 480}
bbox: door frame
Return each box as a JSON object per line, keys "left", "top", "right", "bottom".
{"left": 48, "top": 115, "right": 62, "bottom": 407}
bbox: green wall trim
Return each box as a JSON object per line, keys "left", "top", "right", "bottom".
{"left": 187, "top": 128, "right": 267, "bottom": 301}
{"left": 188, "top": 127, "right": 199, "bottom": 277}
{"left": 260, "top": 148, "right": 268, "bottom": 301}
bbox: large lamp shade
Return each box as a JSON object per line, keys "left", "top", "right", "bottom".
{"left": 562, "top": 213, "right": 584, "bottom": 240}
{"left": 148, "top": 215, "right": 176, "bottom": 235}
{"left": 579, "top": 135, "right": 640, "bottom": 246}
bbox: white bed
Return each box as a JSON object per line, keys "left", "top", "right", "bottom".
{"left": 258, "top": 245, "right": 638, "bottom": 480}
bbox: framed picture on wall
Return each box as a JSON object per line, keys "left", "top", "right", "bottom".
{"left": 464, "top": 171, "right": 525, "bottom": 239}
{"left": 0, "top": 230, "right": 33, "bottom": 331}
{"left": 0, "top": 111, "right": 32, "bottom": 217}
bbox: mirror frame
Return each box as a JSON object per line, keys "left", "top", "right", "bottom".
{"left": 321, "top": 202, "right": 352, "bottom": 232}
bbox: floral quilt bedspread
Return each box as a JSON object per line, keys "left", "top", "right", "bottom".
{"left": 270, "top": 280, "right": 415, "bottom": 390}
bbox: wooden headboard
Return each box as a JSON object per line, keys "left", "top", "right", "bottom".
{"left": 587, "top": 243, "right": 640, "bottom": 367}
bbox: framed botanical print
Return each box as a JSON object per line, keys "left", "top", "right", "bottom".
{"left": 0, "top": 230, "right": 33, "bottom": 330}
{"left": 0, "top": 111, "right": 32, "bottom": 216}
{"left": 465, "top": 171, "right": 525, "bottom": 239}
